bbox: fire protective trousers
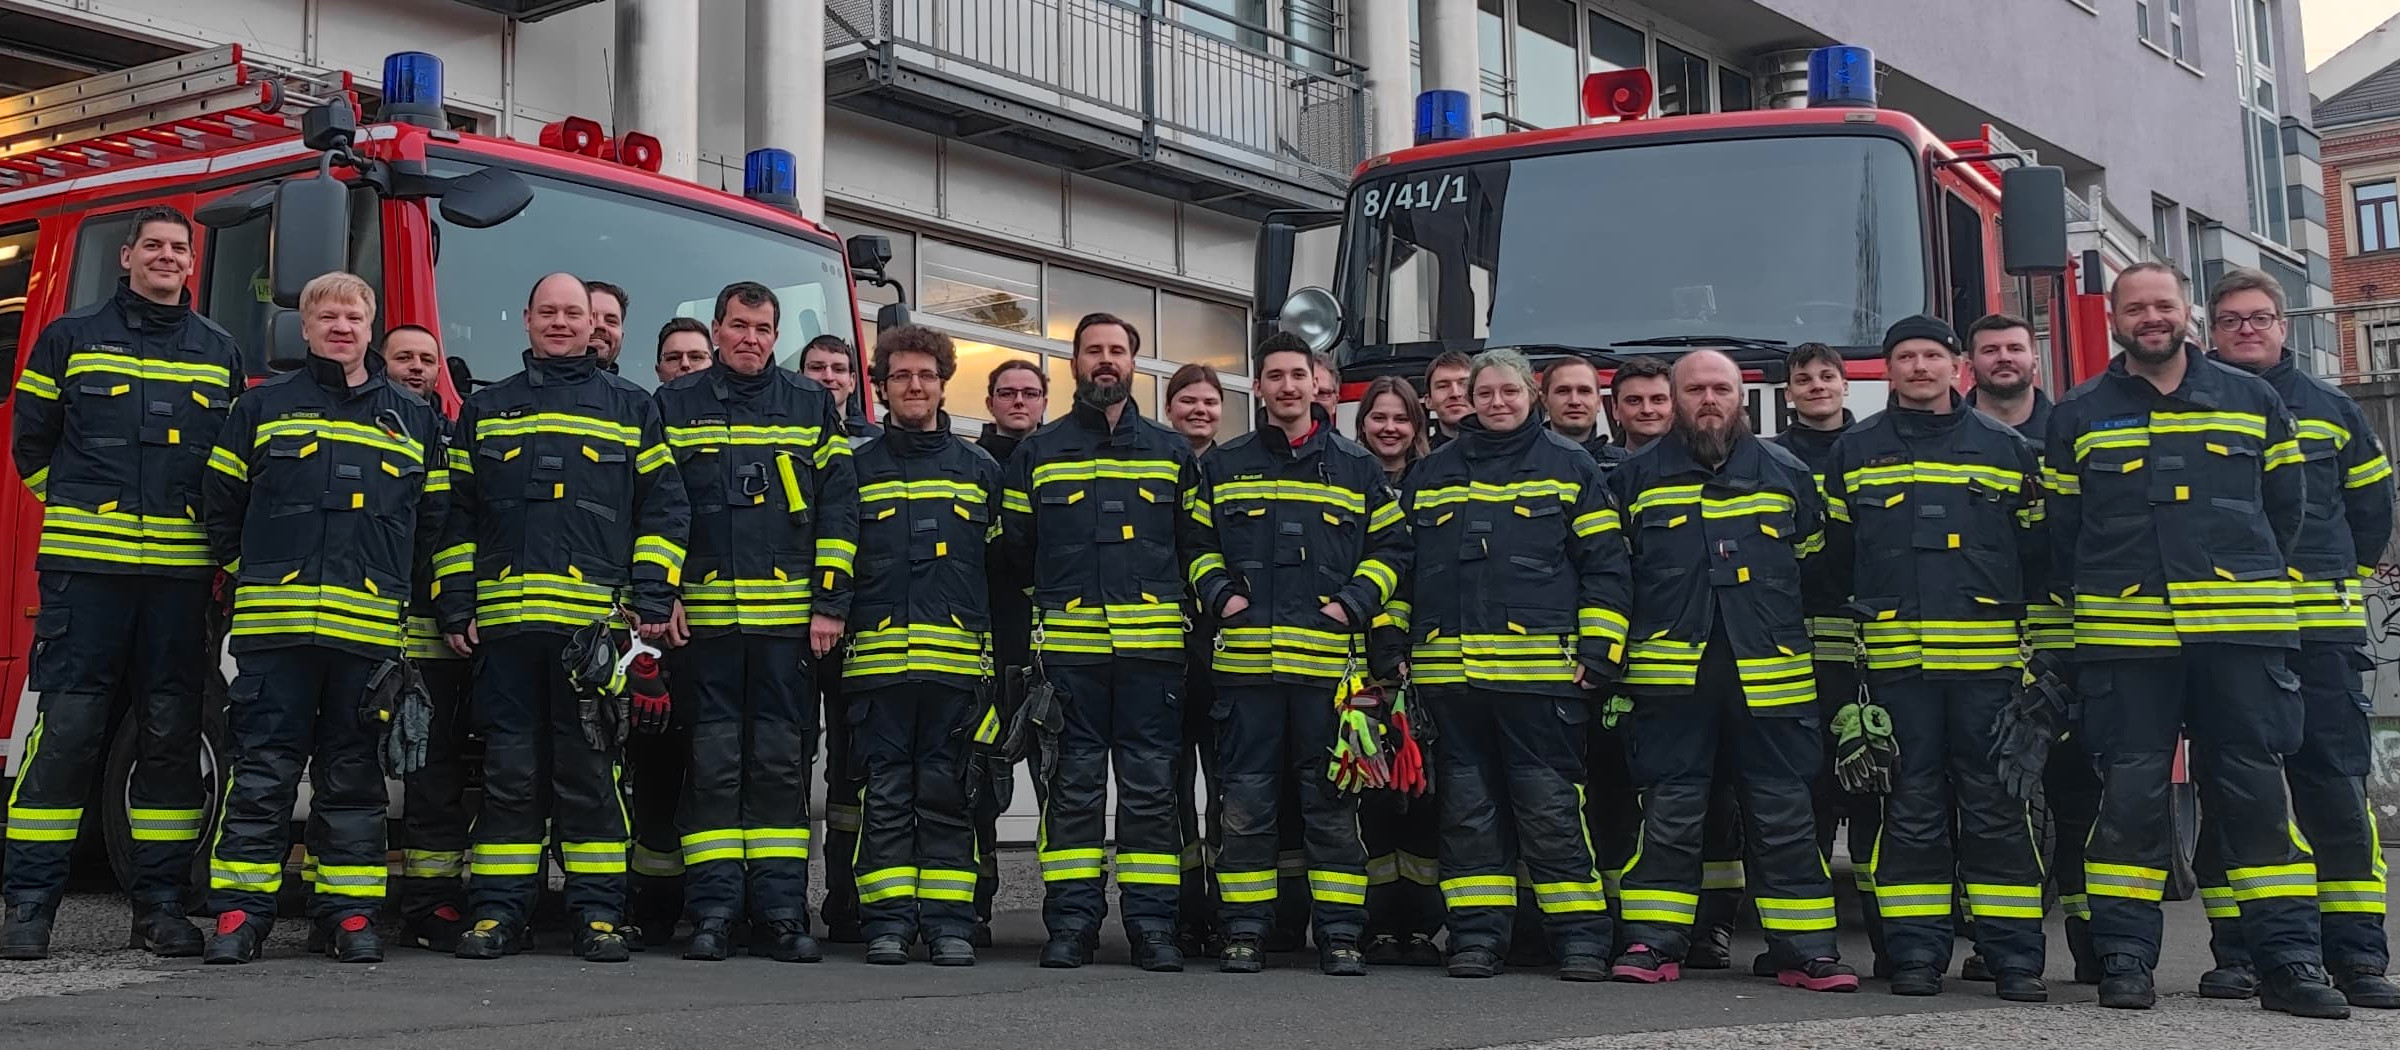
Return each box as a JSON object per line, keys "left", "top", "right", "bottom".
{"left": 1813, "top": 664, "right": 1885, "bottom": 962}
{"left": 850, "top": 682, "right": 978, "bottom": 942}
{"left": 677, "top": 634, "right": 814, "bottom": 925}
{"left": 1427, "top": 688, "right": 1612, "bottom": 958}
{"left": 1364, "top": 790, "right": 1442, "bottom": 942}
{"left": 397, "top": 659, "right": 474, "bottom": 920}
{"left": 1211, "top": 681, "right": 1369, "bottom": 943}
{"left": 4, "top": 573, "right": 208, "bottom": 909}
{"left": 1037, "top": 660, "right": 1183, "bottom": 943}
{"left": 468, "top": 633, "right": 629, "bottom": 926}
{"left": 2195, "top": 642, "right": 2388, "bottom": 973}
{"left": 2046, "top": 719, "right": 2103, "bottom": 959}
{"left": 2080, "top": 648, "right": 2320, "bottom": 970}
{"left": 819, "top": 651, "right": 862, "bottom": 933}
{"left": 1174, "top": 639, "right": 1222, "bottom": 937}
{"left": 1620, "top": 640, "right": 1840, "bottom": 964}
{"left": 207, "top": 645, "right": 387, "bottom": 924}
{"left": 1866, "top": 674, "right": 2046, "bottom": 975}
{"left": 623, "top": 662, "right": 690, "bottom": 919}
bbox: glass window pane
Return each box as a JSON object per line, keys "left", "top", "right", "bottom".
{"left": 1158, "top": 292, "right": 1248, "bottom": 373}
{"left": 922, "top": 239, "right": 1042, "bottom": 335}
{"left": 2362, "top": 182, "right": 2398, "bottom": 201}
{"left": 1043, "top": 357, "right": 1156, "bottom": 421}
{"left": 1476, "top": 0, "right": 1505, "bottom": 80}
{"left": 1045, "top": 266, "right": 1156, "bottom": 350}
{"left": 944, "top": 341, "right": 1045, "bottom": 425}
{"left": 1220, "top": 388, "right": 1253, "bottom": 439}
{"left": 1180, "top": 0, "right": 1268, "bottom": 51}
{"left": 1656, "top": 43, "right": 1711, "bottom": 116}
{"left": 1513, "top": 0, "right": 1578, "bottom": 130}
{"left": 2382, "top": 205, "right": 2399, "bottom": 253}
{"left": 2253, "top": 0, "right": 2274, "bottom": 64}
{"left": 1587, "top": 11, "right": 1644, "bottom": 73}
{"left": 1718, "top": 68, "right": 1753, "bottom": 112}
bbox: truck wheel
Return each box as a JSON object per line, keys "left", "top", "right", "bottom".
{"left": 101, "top": 668, "right": 231, "bottom": 915}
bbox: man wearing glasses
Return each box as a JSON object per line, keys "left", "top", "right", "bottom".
{"left": 974, "top": 359, "right": 1049, "bottom": 945}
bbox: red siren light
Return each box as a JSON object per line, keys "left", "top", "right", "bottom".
{"left": 615, "top": 131, "right": 663, "bottom": 172}
{"left": 1582, "top": 69, "right": 1653, "bottom": 121}
{"left": 538, "top": 115, "right": 606, "bottom": 156}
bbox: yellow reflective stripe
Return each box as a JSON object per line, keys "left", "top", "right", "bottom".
{"left": 476, "top": 412, "right": 639, "bottom": 445}
{"left": 858, "top": 478, "right": 986, "bottom": 503}
{"left": 447, "top": 446, "right": 474, "bottom": 473}
{"left": 1626, "top": 483, "right": 1795, "bottom": 519}
{"left": 22, "top": 466, "right": 48, "bottom": 502}
{"left": 681, "top": 829, "right": 746, "bottom": 866}
{"left": 633, "top": 535, "right": 686, "bottom": 583}
{"left": 65, "top": 350, "right": 231, "bottom": 386}
{"left": 664, "top": 423, "right": 827, "bottom": 448}
{"left": 2200, "top": 884, "right": 2242, "bottom": 919}
{"left": 1218, "top": 869, "right": 1278, "bottom": 903}
{"left": 1187, "top": 552, "right": 1228, "bottom": 589}
{"left": 857, "top": 865, "right": 921, "bottom": 903}
{"left": 125, "top": 807, "right": 205, "bottom": 842}
{"left": 207, "top": 446, "right": 249, "bottom": 482}
{"left": 1440, "top": 874, "right": 1518, "bottom": 909}
{"left": 232, "top": 583, "right": 406, "bottom": 649}
{"left": 2149, "top": 410, "right": 2266, "bottom": 438}
{"left": 4, "top": 805, "right": 82, "bottom": 842}
{"left": 918, "top": 868, "right": 977, "bottom": 902}
{"left": 255, "top": 417, "right": 424, "bottom": 462}
{"left": 1618, "top": 888, "right": 1699, "bottom": 924}
{"left": 1039, "top": 848, "right": 1105, "bottom": 881}
{"left": 2295, "top": 418, "right": 2352, "bottom": 444}
{"left": 2263, "top": 439, "right": 2304, "bottom": 471}
{"left": 431, "top": 542, "right": 476, "bottom": 579}
{"left": 2042, "top": 464, "right": 2081, "bottom": 496}
{"left": 1841, "top": 461, "right": 2025, "bottom": 492}
{"left": 635, "top": 442, "right": 674, "bottom": 475}
{"left": 470, "top": 842, "right": 544, "bottom": 876}
{"left": 1572, "top": 507, "right": 1621, "bottom": 538}
{"left": 1531, "top": 879, "right": 1608, "bottom": 914}
{"left": 816, "top": 537, "right": 857, "bottom": 576}
{"left": 1875, "top": 883, "right": 1953, "bottom": 918}
{"left": 1115, "top": 851, "right": 1181, "bottom": 886}
{"left": 1414, "top": 478, "right": 1580, "bottom": 509}
{"left": 2225, "top": 862, "right": 2317, "bottom": 901}
{"left": 15, "top": 367, "right": 59, "bottom": 400}
{"left": 1753, "top": 896, "right": 1838, "bottom": 931}
{"left": 559, "top": 841, "right": 627, "bottom": 874}
{"left": 846, "top": 622, "right": 988, "bottom": 680}
{"left": 743, "top": 826, "right": 810, "bottom": 860}
{"left": 1213, "top": 478, "right": 1366, "bottom": 515}
{"left": 2347, "top": 456, "right": 2394, "bottom": 489}
{"left": 1031, "top": 459, "right": 1181, "bottom": 486}
{"left": 208, "top": 858, "right": 283, "bottom": 892}
{"left": 1001, "top": 487, "right": 1033, "bottom": 514}
{"left": 476, "top": 572, "right": 620, "bottom": 628}
{"left": 1963, "top": 882, "right": 2044, "bottom": 920}
{"left": 1356, "top": 557, "right": 1400, "bottom": 603}
{"left": 1368, "top": 499, "right": 1403, "bottom": 533}
{"left": 402, "top": 849, "right": 468, "bottom": 879}
{"left": 312, "top": 862, "right": 389, "bottom": 898}
{"left": 2086, "top": 862, "right": 2170, "bottom": 900}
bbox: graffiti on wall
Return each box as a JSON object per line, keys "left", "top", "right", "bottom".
{"left": 2357, "top": 564, "right": 2400, "bottom": 820}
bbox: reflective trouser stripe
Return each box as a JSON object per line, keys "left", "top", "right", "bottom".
{"left": 1116, "top": 851, "right": 1182, "bottom": 887}
{"left": 1876, "top": 883, "right": 1954, "bottom": 919}
{"left": 2320, "top": 880, "right": 2387, "bottom": 915}
{"left": 2226, "top": 862, "right": 2317, "bottom": 902}
{"left": 919, "top": 868, "right": 977, "bottom": 903}
{"left": 630, "top": 844, "right": 685, "bottom": 878}
{"left": 2059, "top": 892, "right": 2092, "bottom": 920}
{"left": 210, "top": 858, "right": 282, "bottom": 893}
{"left": 681, "top": 829, "right": 745, "bottom": 866}
{"left": 1309, "top": 870, "right": 1370, "bottom": 906}
{"left": 1366, "top": 853, "right": 1398, "bottom": 886}
{"left": 1700, "top": 859, "right": 1746, "bottom": 891}
{"left": 1963, "top": 883, "right": 2045, "bottom": 920}
{"left": 1755, "top": 896, "right": 1839, "bottom": 931}
{"left": 1441, "top": 875, "right": 1518, "bottom": 910}
{"left": 1619, "top": 888, "right": 1699, "bottom": 926}
{"left": 857, "top": 866, "right": 920, "bottom": 903}
{"left": 1396, "top": 851, "right": 1438, "bottom": 886}
{"left": 471, "top": 843, "right": 543, "bottom": 877}
{"left": 744, "top": 827, "right": 810, "bottom": 861}
{"left": 1532, "top": 880, "right": 1609, "bottom": 915}
{"left": 126, "top": 807, "right": 204, "bottom": 842}
{"left": 1219, "top": 869, "right": 1277, "bottom": 903}
{"left": 314, "top": 863, "right": 388, "bottom": 899}
{"left": 1853, "top": 868, "right": 1877, "bottom": 894}
{"left": 1181, "top": 841, "right": 1207, "bottom": 871}
{"left": 402, "top": 849, "right": 466, "bottom": 880}
{"left": 2086, "top": 863, "right": 2169, "bottom": 901}
{"left": 2200, "top": 885, "right": 2241, "bottom": 920}
{"left": 826, "top": 803, "right": 863, "bottom": 835}
{"left": 1040, "top": 848, "right": 1105, "bottom": 882}
{"left": 559, "top": 841, "right": 627, "bottom": 875}
{"left": 3, "top": 806, "right": 81, "bottom": 842}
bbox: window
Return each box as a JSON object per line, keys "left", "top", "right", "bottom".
{"left": 1179, "top": 0, "right": 1268, "bottom": 52}
{"left": 2236, "top": 0, "right": 2285, "bottom": 245}
{"left": 922, "top": 239, "right": 1041, "bottom": 335}
{"left": 1586, "top": 11, "right": 1644, "bottom": 74}
{"left": 2152, "top": 197, "right": 2176, "bottom": 261}
{"left": 943, "top": 339, "right": 1044, "bottom": 424}
{"left": 2368, "top": 320, "right": 2400, "bottom": 375}
{"left": 2187, "top": 210, "right": 2211, "bottom": 268}
{"left": 1512, "top": 0, "right": 1579, "bottom": 129}
{"left": 66, "top": 209, "right": 149, "bottom": 311}
{"left": 1043, "top": 266, "right": 1156, "bottom": 351}
{"left": 1284, "top": 0, "right": 1340, "bottom": 73}
{"left": 2357, "top": 182, "right": 2400, "bottom": 253}
{"left": 1158, "top": 291, "right": 1247, "bottom": 373}
{"left": 1, "top": 223, "right": 38, "bottom": 388}
{"left": 1655, "top": 43, "right": 1711, "bottom": 117}
{"left": 1944, "top": 193, "right": 1987, "bottom": 326}
{"left": 201, "top": 185, "right": 385, "bottom": 375}
{"left": 2167, "top": 0, "right": 2186, "bottom": 60}
{"left": 1477, "top": 0, "right": 1508, "bottom": 133}
{"left": 2137, "top": 0, "right": 2152, "bottom": 41}
{"left": 2252, "top": 112, "right": 2287, "bottom": 244}
{"left": 1718, "top": 67, "right": 1754, "bottom": 112}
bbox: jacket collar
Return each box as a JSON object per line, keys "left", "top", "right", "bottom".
{"left": 2204, "top": 347, "right": 2296, "bottom": 383}
{"left": 1457, "top": 407, "right": 1548, "bottom": 461}
{"left": 1964, "top": 386, "right": 2052, "bottom": 439}
{"left": 1886, "top": 389, "right": 1969, "bottom": 438}
{"left": 302, "top": 352, "right": 385, "bottom": 400}
{"left": 2107, "top": 342, "right": 2227, "bottom": 406}
{"left": 1257, "top": 403, "right": 1333, "bottom": 459}
{"left": 706, "top": 360, "right": 776, "bottom": 402}
{"left": 1068, "top": 393, "right": 1146, "bottom": 439}
{"left": 977, "top": 422, "right": 1030, "bottom": 462}
{"left": 1646, "top": 426, "right": 1763, "bottom": 481}
{"left": 1775, "top": 411, "right": 1854, "bottom": 454}
{"left": 112, "top": 278, "right": 191, "bottom": 331}
{"left": 523, "top": 347, "right": 601, "bottom": 387}
{"left": 885, "top": 412, "right": 957, "bottom": 457}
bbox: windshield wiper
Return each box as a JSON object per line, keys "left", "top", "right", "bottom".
{"left": 1607, "top": 335, "right": 1792, "bottom": 352}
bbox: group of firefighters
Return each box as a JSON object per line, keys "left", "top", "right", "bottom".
{"left": 0, "top": 204, "right": 2393, "bottom": 1020}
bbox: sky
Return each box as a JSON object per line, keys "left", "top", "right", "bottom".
{"left": 2306, "top": 0, "right": 2400, "bottom": 69}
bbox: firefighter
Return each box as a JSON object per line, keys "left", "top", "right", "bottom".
{"left": 803, "top": 332, "right": 875, "bottom": 944}
{"left": 842, "top": 324, "right": 1002, "bottom": 967}
{"left": 656, "top": 317, "right": 713, "bottom": 385}
{"left": 197, "top": 273, "right": 445, "bottom": 964}
{"left": 2044, "top": 262, "right": 2347, "bottom": 1016}
{"left": 1544, "top": 356, "right": 1626, "bottom": 466}
{"left": 1606, "top": 356, "right": 1674, "bottom": 454}
{"left": 998, "top": 310, "right": 1199, "bottom": 972}
{"left": 1391, "top": 347, "right": 1624, "bottom": 981}
{"left": 435, "top": 272, "right": 690, "bottom": 963}
{"left": 974, "top": 358, "right": 1048, "bottom": 946}
{"left": 587, "top": 280, "right": 628, "bottom": 371}
{"left": 1423, "top": 350, "right": 1472, "bottom": 450}
{"left": 1164, "top": 364, "right": 1229, "bottom": 957}
{"left": 382, "top": 324, "right": 477, "bottom": 952}
{"left": 2196, "top": 267, "right": 2398, "bottom": 1010}
{"left": 3, "top": 206, "right": 235, "bottom": 961}
{"left": 653, "top": 283, "right": 856, "bottom": 962}
{"left": 1188, "top": 333, "right": 1407, "bottom": 977}
{"left": 1771, "top": 341, "right": 1881, "bottom": 977}
{"left": 1819, "top": 316, "right": 2049, "bottom": 1002}
{"left": 1607, "top": 349, "right": 1857, "bottom": 992}
{"left": 1966, "top": 312, "right": 2096, "bottom": 985}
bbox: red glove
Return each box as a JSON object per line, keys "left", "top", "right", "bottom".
{"left": 627, "top": 653, "right": 671, "bottom": 734}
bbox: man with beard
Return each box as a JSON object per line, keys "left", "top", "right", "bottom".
{"left": 1607, "top": 356, "right": 1674, "bottom": 453}
{"left": 587, "top": 280, "right": 628, "bottom": 372}
{"left": 1544, "top": 357, "right": 1625, "bottom": 467}
{"left": 2193, "top": 268, "right": 2396, "bottom": 1010}
{"left": 2044, "top": 262, "right": 2345, "bottom": 1016}
{"left": 1966, "top": 312, "right": 2096, "bottom": 985}
{"left": 1819, "top": 316, "right": 2049, "bottom": 1002}
{"left": 1606, "top": 350, "right": 1856, "bottom": 993}
{"left": 1000, "top": 311, "right": 1200, "bottom": 971}
{"left": 971, "top": 358, "right": 1048, "bottom": 946}
{"left": 1423, "top": 351, "right": 1472, "bottom": 450}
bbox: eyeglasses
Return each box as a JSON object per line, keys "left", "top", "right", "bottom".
{"left": 991, "top": 388, "right": 1045, "bottom": 401}
{"left": 2211, "top": 312, "right": 2283, "bottom": 332}
{"left": 885, "top": 370, "right": 943, "bottom": 387}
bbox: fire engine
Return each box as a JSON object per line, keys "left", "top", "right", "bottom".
{"left": 0, "top": 44, "right": 896, "bottom": 892}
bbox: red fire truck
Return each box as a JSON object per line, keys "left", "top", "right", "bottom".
{"left": 0, "top": 45, "right": 893, "bottom": 890}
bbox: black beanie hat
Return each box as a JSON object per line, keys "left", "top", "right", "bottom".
{"left": 1881, "top": 314, "right": 1960, "bottom": 355}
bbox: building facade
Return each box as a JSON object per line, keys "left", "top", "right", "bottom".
{"left": 2314, "top": 13, "right": 2400, "bottom": 380}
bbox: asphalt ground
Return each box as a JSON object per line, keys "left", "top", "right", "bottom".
{"left": 3, "top": 851, "right": 2396, "bottom": 1050}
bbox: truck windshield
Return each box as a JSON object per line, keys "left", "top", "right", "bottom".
{"left": 430, "top": 165, "right": 854, "bottom": 390}
{"left": 1340, "top": 134, "right": 1926, "bottom": 361}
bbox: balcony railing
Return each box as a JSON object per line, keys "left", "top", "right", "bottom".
{"left": 827, "top": 0, "right": 1366, "bottom": 201}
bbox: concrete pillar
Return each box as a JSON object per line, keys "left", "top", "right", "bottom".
{"left": 614, "top": 0, "right": 702, "bottom": 182}
{"left": 1354, "top": 0, "right": 1415, "bottom": 155}
{"left": 747, "top": 0, "right": 826, "bottom": 221}
{"left": 1417, "top": 0, "right": 1479, "bottom": 110}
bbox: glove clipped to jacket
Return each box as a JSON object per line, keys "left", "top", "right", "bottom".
{"left": 1988, "top": 654, "right": 2073, "bottom": 802}
{"left": 1327, "top": 673, "right": 1393, "bottom": 794}
{"left": 363, "top": 659, "right": 435, "bottom": 778}
{"left": 1831, "top": 682, "right": 1898, "bottom": 795}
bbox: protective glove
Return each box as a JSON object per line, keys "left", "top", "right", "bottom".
{"left": 625, "top": 651, "right": 671, "bottom": 735}
{"left": 959, "top": 685, "right": 1003, "bottom": 810}
{"left": 1327, "top": 674, "right": 1391, "bottom": 794}
{"left": 1831, "top": 693, "right": 1897, "bottom": 795}
{"left": 381, "top": 663, "right": 434, "bottom": 778}
{"left": 1387, "top": 685, "right": 1428, "bottom": 798}
{"left": 1988, "top": 664, "right": 2071, "bottom": 802}
{"left": 1599, "top": 694, "right": 1634, "bottom": 730}
{"left": 360, "top": 658, "right": 403, "bottom": 733}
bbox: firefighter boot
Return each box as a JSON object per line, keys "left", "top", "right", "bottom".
{"left": 2259, "top": 963, "right": 2352, "bottom": 1020}
{"left": 1994, "top": 972, "right": 2050, "bottom": 1003}
{"left": 2097, "top": 955, "right": 2157, "bottom": 1010}
{"left": 405, "top": 905, "right": 469, "bottom": 953}
{"left": 1041, "top": 935, "right": 1094, "bottom": 969}
{"left": 929, "top": 936, "right": 976, "bottom": 967}
{"left": 1891, "top": 963, "right": 1943, "bottom": 997}
{"left": 754, "top": 919, "right": 823, "bottom": 963}
{"left": 454, "top": 918, "right": 527, "bottom": 960}
{"left": 1558, "top": 947, "right": 1610, "bottom": 983}
{"left": 1609, "top": 944, "right": 1679, "bottom": 984}
{"left": 1221, "top": 934, "right": 1265, "bottom": 974}
{"left": 204, "top": 911, "right": 268, "bottom": 965}
{"left": 866, "top": 934, "right": 910, "bottom": 965}
{"left": 328, "top": 915, "right": 384, "bottom": 964}
{"left": 684, "top": 919, "right": 733, "bottom": 961}
{"left": 1778, "top": 958, "right": 1860, "bottom": 993}
{"left": 2200, "top": 964, "right": 2260, "bottom": 1000}
{"left": 129, "top": 902, "right": 203, "bottom": 958}
{"left": 1446, "top": 946, "right": 1501, "bottom": 979}
{"left": 1686, "top": 889, "right": 1736, "bottom": 970}
{"left": 1132, "top": 930, "right": 1185, "bottom": 973}
{"left": 1319, "top": 939, "right": 1367, "bottom": 978}
{"left": 2, "top": 901, "right": 56, "bottom": 961}
{"left": 575, "top": 920, "right": 632, "bottom": 963}
{"left": 2065, "top": 917, "right": 2101, "bottom": 985}
{"left": 2336, "top": 969, "right": 2400, "bottom": 1009}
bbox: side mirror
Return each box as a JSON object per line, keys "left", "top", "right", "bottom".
{"left": 266, "top": 308, "right": 309, "bottom": 371}
{"left": 1253, "top": 219, "right": 1301, "bottom": 344}
{"left": 269, "top": 172, "right": 350, "bottom": 308}
{"left": 436, "top": 167, "right": 533, "bottom": 230}
{"left": 2001, "top": 165, "right": 2069, "bottom": 276}
{"left": 1277, "top": 287, "right": 1341, "bottom": 354}
{"left": 848, "top": 235, "right": 894, "bottom": 278}
{"left": 195, "top": 183, "right": 277, "bottom": 228}
{"left": 876, "top": 301, "right": 912, "bottom": 330}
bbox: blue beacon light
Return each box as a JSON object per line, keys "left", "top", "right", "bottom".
{"left": 744, "top": 148, "right": 800, "bottom": 212}
{"left": 1806, "top": 45, "right": 1876, "bottom": 108}
{"left": 1413, "top": 90, "right": 1473, "bottom": 146}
